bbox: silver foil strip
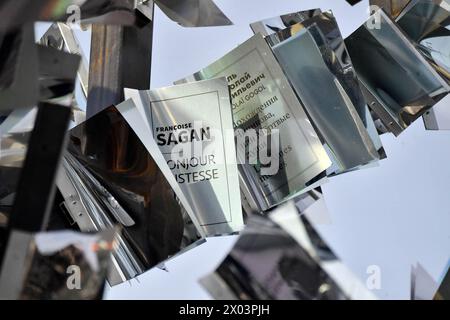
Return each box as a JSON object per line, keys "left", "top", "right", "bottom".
{"left": 63, "top": 104, "right": 205, "bottom": 285}
{"left": 0, "top": 229, "right": 115, "bottom": 300}
{"left": 394, "top": 0, "right": 450, "bottom": 130}
{"left": 370, "top": 0, "right": 414, "bottom": 18}
{"left": 345, "top": 9, "right": 450, "bottom": 135}
{"left": 155, "top": 0, "right": 232, "bottom": 27}
{"left": 267, "top": 11, "right": 384, "bottom": 175}
{"left": 268, "top": 201, "right": 376, "bottom": 300}
{"left": 125, "top": 78, "right": 244, "bottom": 236}
{"left": 250, "top": 8, "right": 322, "bottom": 37}
{"left": 177, "top": 34, "right": 332, "bottom": 213}
{"left": 0, "top": 24, "right": 39, "bottom": 112}
{"left": 200, "top": 210, "right": 350, "bottom": 300}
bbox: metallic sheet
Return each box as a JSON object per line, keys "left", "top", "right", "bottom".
{"left": 410, "top": 263, "right": 439, "bottom": 300}
{"left": 249, "top": 9, "right": 322, "bottom": 37}
{"left": 395, "top": 0, "right": 450, "bottom": 130}
{"left": 434, "top": 263, "right": 450, "bottom": 299}
{"left": 0, "top": 24, "right": 38, "bottom": 111}
{"left": 0, "top": 0, "right": 149, "bottom": 31}
{"left": 155, "top": 0, "right": 232, "bottom": 27}
{"left": 177, "top": 34, "right": 331, "bottom": 213}
{"left": 0, "top": 229, "right": 114, "bottom": 300}
{"left": 125, "top": 78, "right": 243, "bottom": 236}
{"left": 201, "top": 213, "right": 347, "bottom": 300}
{"left": 66, "top": 105, "right": 204, "bottom": 284}
{"left": 269, "top": 201, "right": 376, "bottom": 299}
{"left": 370, "top": 0, "right": 414, "bottom": 18}
{"left": 345, "top": 9, "right": 450, "bottom": 135}
{"left": 268, "top": 12, "right": 383, "bottom": 174}
{"left": 397, "top": 0, "right": 450, "bottom": 84}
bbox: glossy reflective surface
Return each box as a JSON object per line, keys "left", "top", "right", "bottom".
{"left": 156, "top": 0, "right": 233, "bottom": 27}
{"left": 177, "top": 34, "right": 332, "bottom": 213}
{"left": 201, "top": 213, "right": 347, "bottom": 300}
{"left": 67, "top": 106, "right": 203, "bottom": 281}
{"left": 125, "top": 78, "right": 243, "bottom": 236}
{"left": 250, "top": 9, "right": 322, "bottom": 36}
{"left": 270, "top": 12, "right": 383, "bottom": 174}
{"left": 397, "top": 0, "right": 450, "bottom": 83}
{"left": 0, "top": 229, "right": 114, "bottom": 299}
{"left": 345, "top": 9, "right": 450, "bottom": 134}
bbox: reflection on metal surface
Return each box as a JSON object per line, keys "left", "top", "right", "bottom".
{"left": 345, "top": 9, "right": 450, "bottom": 135}
{"left": 269, "top": 201, "right": 376, "bottom": 299}
{"left": 87, "top": 21, "right": 153, "bottom": 119}
{"left": 0, "top": 24, "right": 38, "bottom": 111}
{"left": 66, "top": 105, "right": 204, "bottom": 284}
{"left": 370, "top": 0, "right": 413, "bottom": 18}
{"left": 397, "top": 0, "right": 450, "bottom": 84}
{"left": 422, "top": 95, "right": 450, "bottom": 129}
{"left": 0, "top": 229, "right": 114, "bottom": 300}
{"left": 250, "top": 9, "right": 322, "bottom": 36}
{"left": 394, "top": 0, "right": 450, "bottom": 130}
{"left": 156, "top": 0, "right": 232, "bottom": 27}
{"left": 40, "top": 23, "right": 90, "bottom": 99}
{"left": 411, "top": 262, "right": 439, "bottom": 300}
{"left": 125, "top": 78, "right": 244, "bottom": 236}
{"left": 434, "top": 262, "right": 450, "bottom": 299}
{"left": 37, "top": 45, "right": 81, "bottom": 106}
{"left": 201, "top": 212, "right": 348, "bottom": 300}
{"left": 268, "top": 12, "right": 384, "bottom": 174}
{"left": 177, "top": 34, "right": 331, "bottom": 213}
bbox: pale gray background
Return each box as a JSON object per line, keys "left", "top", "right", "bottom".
{"left": 38, "top": 0, "right": 450, "bottom": 299}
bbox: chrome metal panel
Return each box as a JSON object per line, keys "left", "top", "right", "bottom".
{"left": 0, "top": 229, "right": 114, "bottom": 300}
{"left": 345, "top": 9, "right": 450, "bottom": 135}
{"left": 250, "top": 9, "right": 322, "bottom": 37}
{"left": 269, "top": 12, "right": 383, "bottom": 174}
{"left": 177, "top": 34, "right": 331, "bottom": 213}
{"left": 66, "top": 105, "right": 205, "bottom": 283}
{"left": 201, "top": 213, "right": 347, "bottom": 300}
{"left": 155, "top": 0, "right": 232, "bottom": 27}
{"left": 125, "top": 78, "right": 244, "bottom": 236}
{"left": 395, "top": 0, "right": 450, "bottom": 130}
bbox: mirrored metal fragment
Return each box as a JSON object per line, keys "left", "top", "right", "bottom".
{"left": 434, "top": 262, "right": 450, "bottom": 299}
{"left": 125, "top": 78, "right": 244, "bottom": 236}
{"left": 394, "top": 0, "right": 450, "bottom": 130}
{"left": 345, "top": 9, "right": 450, "bottom": 135}
{"left": 0, "top": 0, "right": 152, "bottom": 32}
{"left": 411, "top": 263, "right": 439, "bottom": 300}
{"left": 396, "top": 0, "right": 450, "bottom": 84}
{"left": 0, "top": 229, "right": 115, "bottom": 300}
{"left": 5, "top": 103, "right": 72, "bottom": 235}
{"left": 269, "top": 201, "right": 376, "bottom": 299}
{"left": 0, "top": 24, "right": 38, "bottom": 111}
{"left": 370, "top": 0, "right": 413, "bottom": 18}
{"left": 422, "top": 96, "right": 450, "bottom": 129}
{"left": 268, "top": 12, "right": 384, "bottom": 174}
{"left": 250, "top": 9, "right": 322, "bottom": 36}
{"left": 201, "top": 213, "right": 347, "bottom": 300}
{"left": 177, "top": 34, "right": 332, "bottom": 213}
{"left": 37, "top": 45, "right": 81, "bottom": 105}
{"left": 40, "top": 23, "right": 90, "bottom": 99}
{"left": 0, "top": 108, "right": 37, "bottom": 211}
{"left": 87, "top": 21, "right": 153, "bottom": 119}
{"left": 64, "top": 105, "right": 205, "bottom": 285}
{"left": 155, "top": 0, "right": 232, "bottom": 27}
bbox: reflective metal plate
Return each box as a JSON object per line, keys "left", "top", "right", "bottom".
{"left": 269, "top": 12, "right": 384, "bottom": 174}
{"left": 125, "top": 78, "right": 243, "bottom": 236}
{"left": 177, "top": 34, "right": 331, "bottom": 213}
{"left": 345, "top": 9, "right": 450, "bottom": 135}
{"left": 66, "top": 105, "right": 205, "bottom": 284}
